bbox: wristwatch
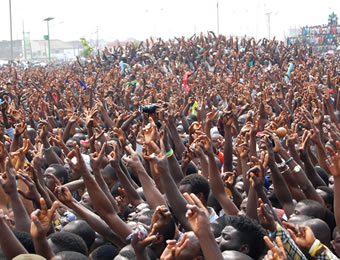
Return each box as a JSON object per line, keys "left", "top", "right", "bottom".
{"left": 293, "top": 165, "right": 302, "bottom": 174}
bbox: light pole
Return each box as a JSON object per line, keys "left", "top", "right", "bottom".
{"left": 216, "top": 0, "right": 220, "bottom": 35}
{"left": 43, "top": 17, "right": 54, "bottom": 63}
{"left": 9, "top": 0, "right": 13, "bottom": 63}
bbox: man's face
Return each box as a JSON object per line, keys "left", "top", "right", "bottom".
{"left": 44, "top": 167, "right": 58, "bottom": 191}
{"left": 332, "top": 232, "right": 340, "bottom": 257}
{"left": 216, "top": 225, "right": 243, "bottom": 253}
{"left": 290, "top": 202, "right": 309, "bottom": 219}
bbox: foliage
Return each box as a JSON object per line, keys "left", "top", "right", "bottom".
{"left": 80, "top": 37, "right": 94, "bottom": 58}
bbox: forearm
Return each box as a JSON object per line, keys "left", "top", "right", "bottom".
{"left": 64, "top": 179, "right": 85, "bottom": 193}
{"left": 223, "top": 126, "right": 233, "bottom": 172}
{"left": 168, "top": 123, "right": 186, "bottom": 158}
{"left": 279, "top": 149, "right": 325, "bottom": 206}
{"left": 246, "top": 186, "right": 258, "bottom": 220}
{"left": 10, "top": 193, "right": 31, "bottom": 232}
{"left": 10, "top": 134, "right": 20, "bottom": 152}
{"left": 0, "top": 218, "right": 28, "bottom": 259}
{"left": 314, "top": 142, "right": 331, "bottom": 175}
{"left": 198, "top": 154, "right": 209, "bottom": 179}
{"left": 159, "top": 168, "right": 191, "bottom": 230}
{"left": 44, "top": 148, "right": 64, "bottom": 166}
{"left": 334, "top": 177, "right": 340, "bottom": 227}
{"left": 135, "top": 167, "right": 167, "bottom": 209}
{"left": 197, "top": 231, "right": 224, "bottom": 260}
{"left": 121, "top": 116, "right": 136, "bottom": 132}
{"left": 93, "top": 169, "right": 119, "bottom": 212}
{"left": 62, "top": 121, "right": 74, "bottom": 143}
{"left": 100, "top": 108, "right": 115, "bottom": 129}
{"left": 33, "top": 236, "right": 54, "bottom": 260}
{"left": 167, "top": 154, "right": 184, "bottom": 184}
{"left": 268, "top": 163, "right": 295, "bottom": 217}
{"left": 301, "top": 156, "right": 326, "bottom": 188}
{"left": 67, "top": 199, "right": 125, "bottom": 246}
{"left": 208, "top": 153, "right": 239, "bottom": 215}
{"left": 114, "top": 166, "right": 144, "bottom": 207}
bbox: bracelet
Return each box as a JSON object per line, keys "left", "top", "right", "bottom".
{"left": 309, "top": 239, "right": 320, "bottom": 256}
{"left": 166, "top": 148, "right": 174, "bottom": 158}
{"left": 276, "top": 161, "right": 286, "bottom": 168}
{"left": 281, "top": 167, "right": 290, "bottom": 175}
{"left": 285, "top": 157, "right": 294, "bottom": 165}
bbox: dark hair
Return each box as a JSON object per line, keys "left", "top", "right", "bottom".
{"left": 48, "top": 232, "right": 88, "bottom": 256}
{"left": 12, "top": 229, "right": 35, "bottom": 253}
{"left": 49, "top": 164, "right": 69, "bottom": 184}
{"left": 298, "top": 199, "right": 326, "bottom": 219}
{"left": 185, "top": 162, "right": 198, "bottom": 175}
{"left": 51, "top": 146, "right": 62, "bottom": 158}
{"left": 103, "top": 164, "right": 118, "bottom": 181}
{"left": 62, "top": 220, "right": 95, "bottom": 250}
{"left": 90, "top": 245, "right": 119, "bottom": 260}
{"left": 55, "top": 251, "right": 89, "bottom": 260}
{"left": 179, "top": 174, "right": 210, "bottom": 202}
{"left": 213, "top": 215, "right": 266, "bottom": 260}
{"left": 157, "top": 215, "right": 176, "bottom": 241}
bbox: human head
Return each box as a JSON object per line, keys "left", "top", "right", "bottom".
{"left": 48, "top": 232, "right": 88, "bottom": 256}
{"left": 61, "top": 220, "right": 95, "bottom": 250}
{"left": 52, "top": 251, "right": 89, "bottom": 260}
{"left": 214, "top": 216, "right": 266, "bottom": 260}
{"left": 173, "top": 232, "right": 203, "bottom": 260}
{"left": 179, "top": 174, "right": 210, "bottom": 205}
{"left": 90, "top": 245, "right": 119, "bottom": 260}
{"left": 12, "top": 229, "right": 35, "bottom": 253}
{"left": 290, "top": 199, "right": 325, "bottom": 220}
{"left": 222, "top": 250, "right": 254, "bottom": 260}
{"left": 331, "top": 227, "right": 340, "bottom": 257}
{"left": 102, "top": 165, "right": 118, "bottom": 190}
{"left": 303, "top": 218, "right": 331, "bottom": 247}
{"left": 44, "top": 164, "right": 69, "bottom": 191}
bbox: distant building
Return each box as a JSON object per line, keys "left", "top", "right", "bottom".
{"left": 287, "top": 13, "right": 340, "bottom": 54}
{"left": 0, "top": 40, "right": 23, "bottom": 61}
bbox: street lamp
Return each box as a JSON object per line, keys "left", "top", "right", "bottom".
{"left": 43, "top": 17, "right": 54, "bottom": 63}
{"left": 9, "top": 0, "right": 13, "bottom": 63}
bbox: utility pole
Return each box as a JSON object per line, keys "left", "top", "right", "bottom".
{"left": 43, "top": 17, "right": 54, "bottom": 63}
{"left": 265, "top": 11, "right": 272, "bottom": 39}
{"left": 22, "top": 20, "right": 27, "bottom": 60}
{"left": 216, "top": 0, "right": 220, "bottom": 35}
{"left": 9, "top": 0, "right": 13, "bottom": 63}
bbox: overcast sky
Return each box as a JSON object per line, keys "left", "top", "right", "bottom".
{"left": 0, "top": 0, "right": 339, "bottom": 43}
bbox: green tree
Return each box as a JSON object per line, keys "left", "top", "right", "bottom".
{"left": 80, "top": 37, "right": 94, "bottom": 58}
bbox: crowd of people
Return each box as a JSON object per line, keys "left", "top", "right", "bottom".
{"left": 0, "top": 31, "right": 340, "bottom": 259}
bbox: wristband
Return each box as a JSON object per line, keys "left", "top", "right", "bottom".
{"left": 308, "top": 239, "right": 320, "bottom": 256}
{"left": 281, "top": 167, "right": 290, "bottom": 175}
{"left": 166, "top": 148, "right": 174, "bottom": 158}
{"left": 276, "top": 160, "right": 286, "bottom": 168}
{"left": 285, "top": 157, "right": 294, "bottom": 165}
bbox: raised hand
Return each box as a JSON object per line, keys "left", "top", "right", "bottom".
{"left": 90, "top": 142, "right": 107, "bottom": 171}
{"left": 131, "top": 223, "right": 157, "bottom": 254}
{"left": 143, "top": 117, "right": 158, "bottom": 144}
{"left": 54, "top": 185, "right": 73, "bottom": 205}
{"left": 263, "top": 237, "right": 288, "bottom": 260}
{"left": 257, "top": 198, "right": 276, "bottom": 232}
{"left": 10, "top": 139, "right": 30, "bottom": 170}
{"left": 122, "top": 144, "right": 143, "bottom": 170}
{"left": 160, "top": 233, "right": 189, "bottom": 260}
{"left": 282, "top": 222, "right": 316, "bottom": 250}
{"left": 0, "top": 158, "right": 18, "bottom": 196}
{"left": 325, "top": 140, "right": 340, "bottom": 177}
{"left": 17, "top": 171, "right": 40, "bottom": 202}
{"left": 30, "top": 198, "right": 59, "bottom": 240}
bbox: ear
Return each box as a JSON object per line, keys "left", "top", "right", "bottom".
{"left": 196, "top": 192, "right": 205, "bottom": 204}
{"left": 239, "top": 244, "right": 250, "bottom": 255}
{"left": 58, "top": 177, "right": 65, "bottom": 185}
{"left": 331, "top": 240, "right": 335, "bottom": 250}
